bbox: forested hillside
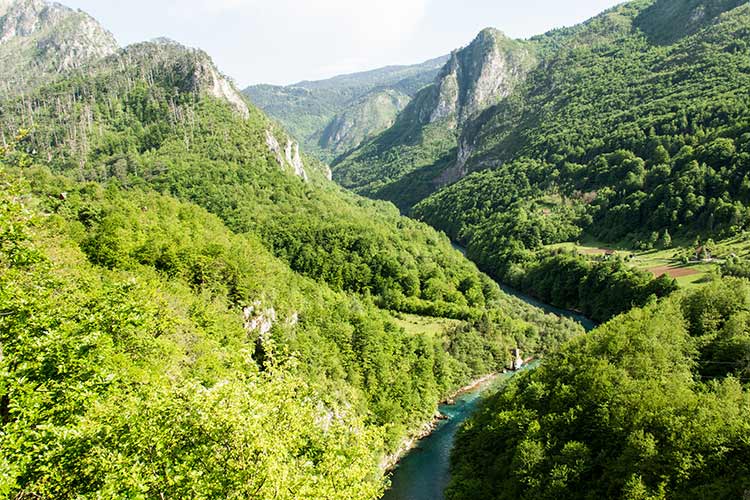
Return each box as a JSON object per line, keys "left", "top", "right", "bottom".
{"left": 448, "top": 278, "right": 750, "bottom": 500}
{"left": 0, "top": 3, "right": 585, "bottom": 496}
{"left": 0, "top": 142, "right": 384, "bottom": 499}
{"left": 0, "top": 39, "right": 560, "bottom": 323}
{"left": 437, "top": 3, "right": 750, "bottom": 498}
{"left": 426, "top": 0, "right": 750, "bottom": 243}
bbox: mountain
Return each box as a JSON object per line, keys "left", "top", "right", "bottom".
{"left": 334, "top": 0, "right": 749, "bottom": 211}
{"left": 0, "top": 0, "right": 117, "bottom": 95}
{"left": 0, "top": 2, "right": 584, "bottom": 497}
{"left": 316, "top": 88, "right": 411, "bottom": 161}
{"left": 244, "top": 55, "right": 448, "bottom": 162}
{"left": 332, "top": 28, "right": 536, "bottom": 208}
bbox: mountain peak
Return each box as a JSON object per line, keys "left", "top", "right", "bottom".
{"left": 149, "top": 36, "right": 181, "bottom": 46}
{"left": 117, "top": 41, "right": 250, "bottom": 119}
{"left": 0, "top": 0, "right": 117, "bottom": 94}
{"left": 428, "top": 29, "right": 535, "bottom": 125}
{"left": 0, "top": 0, "right": 102, "bottom": 43}
{"left": 474, "top": 27, "right": 508, "bottom": 42}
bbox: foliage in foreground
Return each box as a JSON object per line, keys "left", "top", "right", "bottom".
{"left": 448, "top": 278, "right": 750, "bottom": 500}
{"left": 0, "top": 145, "right": 380, "bottom": 499}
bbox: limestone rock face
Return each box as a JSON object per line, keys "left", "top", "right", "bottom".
{"left": 0, "top": 0, "right": 117, "bottom": 93}
{"left": 331, "top": 28, "right": 538, "bottom": 200}
{"left": 243, "top": 301, "right": 277, "bottom": 339}
{"left": 426, "top": 28, "right": 536, "bottom": 128}
{"left": 265, "top": 129, "right": 308, "bottom": 181}
{"left": 188, "top": 50, "right": 250, "bottom": 118}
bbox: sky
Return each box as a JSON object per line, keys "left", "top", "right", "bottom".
{"left": 61, "top": 0, "right": 624, "bottom": 87}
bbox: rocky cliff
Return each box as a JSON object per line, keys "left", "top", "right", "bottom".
{"left": 331, "top": 29, "right": 537, "bottom": 207}
{"left": 424, "top": 28, "right": 535, "bottom": 127}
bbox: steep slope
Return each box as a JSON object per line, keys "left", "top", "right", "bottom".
{"left": 412, "top": 0, "right": 750, "bottom": 298}
{"left": 318, "top": 88, "right": 411, "bottom": 161}
{"left": 633, "top": 0, "right": 748, "bottom": 44}
{"left": 0, "top": 39, "right": 513, "bottom": 322}
{"left": 335, "top": 0, "right": 749, "bottom": 213}
{"left": 0, "top": 158, "right": 385, "bottom": 499}
{"left": 295, "top": 0, "right": 749, "bottom": 319}
{"left": 0, "top": 0, "right": 117, "bottom": 96}
{"left": 244, "top": 55, "right": 448, "bottom": 162}
{"left": 333, "top": 28, "right": 537, "bottom": 209}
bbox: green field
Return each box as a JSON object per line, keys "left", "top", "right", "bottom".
{"left": 390, "top": 313, "right": 464, "bottom": 337}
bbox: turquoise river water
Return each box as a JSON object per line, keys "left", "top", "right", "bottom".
{"left": 380, "top": 371, "right": 518, "bottom": 500}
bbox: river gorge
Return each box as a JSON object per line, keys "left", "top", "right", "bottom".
{"left": 380, "top": 282, "right": 595, "bottom": 499}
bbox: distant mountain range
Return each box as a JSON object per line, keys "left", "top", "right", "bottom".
{"left": 244, "top": 55, "right": 448, "bottom": 162}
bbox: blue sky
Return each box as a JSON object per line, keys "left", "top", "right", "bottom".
{"left": 62, "top": 0, "right": 624, "bottom": 86}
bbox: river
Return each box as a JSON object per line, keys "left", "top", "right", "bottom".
{"left": 499, "top": 284, "right": 597, "bottom": 332}
{"left": 380, "top": 371, "right": 521, "bottom": 500}
{"left": 451, "top": 242, "right": 597, "bottom": 332}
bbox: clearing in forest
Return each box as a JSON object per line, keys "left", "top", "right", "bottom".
{"left": 648, "top": 265, "right": 700, "bottom": 279}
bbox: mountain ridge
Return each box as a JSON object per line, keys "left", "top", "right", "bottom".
{"left": 244, "top": 54, "right": 449, "bottom": 162}
{"left": 331, "top": 27, "right": 537, "bottom": 207}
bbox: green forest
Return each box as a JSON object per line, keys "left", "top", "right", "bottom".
{"left": 448, "top": 279, "right": 750, "bottom": 500}
{"left": 404, "top": 1, "right": 750, "bottom": 318}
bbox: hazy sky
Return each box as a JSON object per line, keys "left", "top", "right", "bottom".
{"left": 61, "top": 0, "right": 624, "bottom": 87}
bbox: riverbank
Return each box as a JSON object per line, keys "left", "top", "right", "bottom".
{"left": 442, "top": 373, "right": 498, "bottom": 404}
{"left": 451, "top": 242, "right": 596, "bottom": 332}
{"left": 380, "top": 373, "right": 499, "bottom": 471}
